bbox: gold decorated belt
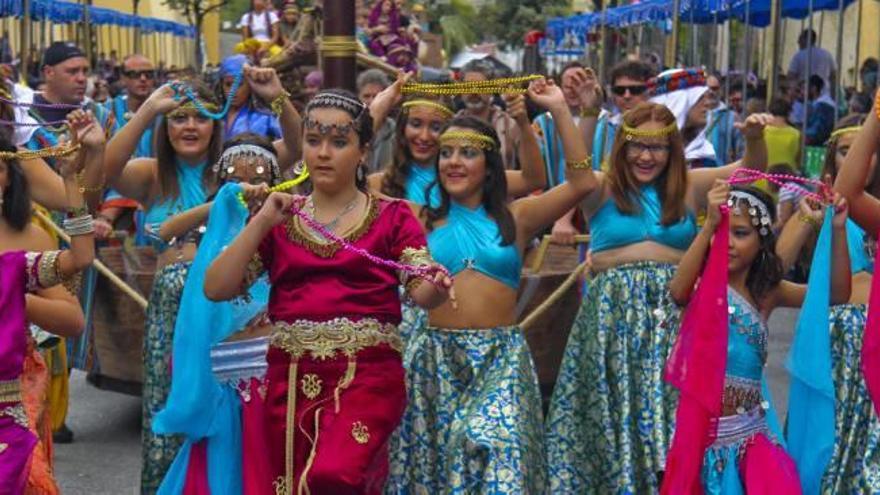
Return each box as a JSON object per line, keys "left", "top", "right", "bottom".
{"left": 269, "top": 317, "right": 401, "bottom": 361}
{"left": 0, "top": 379, "right": 21, "bottom": 404}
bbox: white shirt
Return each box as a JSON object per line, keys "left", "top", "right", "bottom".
{"left": 788, "top": 47, "right": 837, "bottom": 92}
{"left": 237, "top": 10, "right": 279, "bottom": 42}
{"left": 11, "top": 82, "right": 37, "bottom": 146}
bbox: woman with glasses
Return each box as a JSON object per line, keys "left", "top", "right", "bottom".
{"left": 102, "top": 67, "right": 300, "bottom": 495}
{"left": 545, "top": 101, "right": 771, "bottom": 493}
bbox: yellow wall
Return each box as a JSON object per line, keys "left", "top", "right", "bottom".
{"left": 2, "top": 0, "right": 219, "bottom": 70}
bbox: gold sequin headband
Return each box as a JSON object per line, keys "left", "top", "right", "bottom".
{"left": 168, "top": 101, "right": 220, "bottom": 119}
{"left": 830, "top": 126, "right": 861, "bottom": 141}
{"left": 403, "top": 75, "right": 542, "bottom": 95}
{"left": 622, "top": 122, "right": 678, "bottom": 140}
{"left": 439, "top": 130, "right": 496, "bottom": 150}
{"left": 402, "top": 100, "right": 454, "bottom": 118}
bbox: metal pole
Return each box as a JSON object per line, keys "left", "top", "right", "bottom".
{"left": 321, "top": 0, "right": 357, "bottom": 91}
{"left": 801, "top": 0, "right": 814, "bottom": 171}
{"left": 767, "top": 0, "right": 781, "bottom": 106}
{"left": 690, "top": 3, "right": 696, "bottom": 66}
{"left": 743, "top": 0, "right": 751, "bottom": 103}
{"left": 667, "top": 0, "right": 681, "bottom": 68}
{"left": 711, "top": 10, "right": 719, "bottom": 72}
{"left": 83, "top": 0, "right": 94, "bottom": 68}
{"left": 834, "top": 0, "right": 845, "bottom": 118}
{"left": 599, "top": 3, "right": 607, "bottom": 83}
{"left": 856, "top": 0, "right": 864, "bottom": 89}
{"left": 20, "top": 0, "right": 31, "bottom": 82}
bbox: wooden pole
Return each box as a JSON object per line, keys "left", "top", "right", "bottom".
{"left": 834, "top": 0, "right": 845, "bottom": 117}
{"left": 856, "top": 0, "right": 864, "bottom": 89}
{"left": 20, "top": 0, "right": 31, "bottom": 81}
{"left": 321, "top": 0, "right": 357, "bottom": 91}
{"left": 667, "top": 0, "right": 681, "bottom": 68}
{"left": 767, "top": 0, "right": 782, "bottom": 105}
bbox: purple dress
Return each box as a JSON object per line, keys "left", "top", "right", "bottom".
{"left": 0, "top": 250, "right": 59, "bottom": 493}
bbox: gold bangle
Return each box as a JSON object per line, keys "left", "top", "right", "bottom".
{"left": 76, "top": 172, "right": 105, "bottom": 194}
{"left": 566, "top": 157, "right": 592, "bottom": 170}
{"left": 270, "top": 91, "right": 291, "bottom": 116}
{"left": 580, "top": 108, "right": 600, "bottom": 118}
{"left": 798, "top": 213, "right": 820, "bottom": 232}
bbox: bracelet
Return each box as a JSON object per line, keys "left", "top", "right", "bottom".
{"left": 63, "top": 215, "right": 95, "bottom": 236}
{"left": 76, "top": 172, "right": 106, "bottom": 194}
{"left": 797, "top": 213, "right": 820, "bottom": 232}
{"left": 270, "top": 91, "right": 291, "bottom": 116}
{"left": 580, "top": 108, "right": 600, "bottom": 118}
{"left": 66, "top": 205, "right": 89, "bottom": 218}
{"left": 566, "top": 157, "right": 593, "bottom": 170}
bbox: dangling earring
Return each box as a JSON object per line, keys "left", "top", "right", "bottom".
{"left": 356, "top": 162, "right": 366, "bottom": 183}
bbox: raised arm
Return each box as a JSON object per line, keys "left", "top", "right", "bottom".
{"left": 669, "top": 180, "right": 728, "bottom": 305}
{"left": 503, "top": 93, "right": 546, "bottom": 196}
{"left": 244, "top": 65, "right": 303, "bottom": 170}
{"left": 689, "top": 113, "right": 772, "bottom": 211}
{"left": 368, "top": 71, "right": 411, "bottom": 135}
{"left": 158, "top": 202, "right": 212, "bottom": 242}
{"left": 775, "top": 197, "right": 822, "bottom": 272}
{"left": 834, "top": 108, "right": 880, "bottom": 233}
{"left": 204, "top": 190, "right": 288, "bottom": 301}
{"left": 511, "top": 78, "right": 599, "bottom": 240}
{"left": 66, "top": 109, "right": 107, "bottom": 211}
{"left": 55, "top": 146, "right": 96, "bottom": 276}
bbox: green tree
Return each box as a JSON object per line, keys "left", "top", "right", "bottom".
{"left": 479, "top": 0, "right": 572, "bottom": 49}
{"left": 222, "top": 0, "right": 251, "bottom": 25}
{"left": 162, "top": 0, "right": 230, "bottom": 67}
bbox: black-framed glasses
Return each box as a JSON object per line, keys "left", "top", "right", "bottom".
{"left": 611, "top": 84, "right": 648, "bottom": 96}
{"left": 626, "top": 142, "right": 670, "bottom": 157}
{"left": 123, "top": 69, "right": 156, "bottom": 80}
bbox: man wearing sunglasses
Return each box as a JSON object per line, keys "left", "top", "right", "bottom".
{"left": 105, "top": 54, "right": 158, "bottom": 159}
{"left": 585, "top": 59, "right": 655, "bottom": 171}
{"left": 704, "top": 74, "right": 743, "bottom": 164}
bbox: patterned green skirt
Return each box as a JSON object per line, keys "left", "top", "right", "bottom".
{"left": 822, "top": 304, "right": 880, "bottom": 493}
{"left": 546, "top": 261, "right": 681, "bottom": 494}
{"left": 141, "top": 262, "right": 189, "bottom": 495}
{"left": 387, "top": 325, "right": 546, "bottom": 494}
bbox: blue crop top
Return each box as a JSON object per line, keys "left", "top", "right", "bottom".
{"left": 405, "top": 162, "right": 442, "bottom": 208}
{"left": 846, "top": 219, "right": 874, "bottom": 275}
{"left": 143, "top": 160, "right": 209, "bottom": 249}
{"left": 589, "top": 184, "right": 697, "bottom": 253}
{"left": 725, "top": 288, "right": 768, "bottom": 382}
{"left": 427, "top": 202, "right": 521, "bottom": 289}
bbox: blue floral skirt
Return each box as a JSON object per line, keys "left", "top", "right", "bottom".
{"left": 387, "top": 325, "right": 546, "bottom": 494}
{"left": 822, "top": 304, "right": 880, "bottom": 493}
{"left": 545, "top": 261, "right": 681, "bottom": 494}
{"left": 141, "top": 262, "right": 189, "bottom": 495}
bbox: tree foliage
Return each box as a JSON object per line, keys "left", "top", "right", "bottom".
{"left": 161, "top": 0, "right": 229, "bottom": 66}
{"left": 477, "top": 0, "right": 572, "bottom": 49}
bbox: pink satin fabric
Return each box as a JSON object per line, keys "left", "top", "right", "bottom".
{"left": 265, "top": 345, "right": 407, "bottom": 495}
{"left": 863, "top": 231, "right": 880, "bottom": 417}
{"left": 258, "top": 198, "right": 427, "bottom": 325}
{"left": 739, "top": 433, "right": 802, "bottom": 494}
{"left": 662, "top": 211, "right": 729, "bottom": 495}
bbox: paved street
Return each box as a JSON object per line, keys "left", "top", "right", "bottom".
{"left": 54, "top": 308, "right": 801, "bottom": 493}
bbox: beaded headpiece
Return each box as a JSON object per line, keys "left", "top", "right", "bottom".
{"left": 168, "top": 101, "right": 220, "bottom": 119}
{"left": 213, "top": 144, "right": 280, "bottom": 184}
{"left": 727, "top": 190, "right": 773, "bottom": 236}
{"left": 402, "top": 75, "right": 542, "bottom": 96}
{"left": 401, "top": 99, "right": 454, "bottom": 118}
{"left": 648, "top": 68, "right": 707, "bottom": 97}
{"left": 306, "top": 92, "right": 366, "bottom": 117}
{"left": 829, "top": 126, "right": 861, "bottom": 141}
{"left": 621, "top": 121, "right": 678, "bottom": 141}
{"left": 439, "top": 130, "right": 497, "bottom": 150}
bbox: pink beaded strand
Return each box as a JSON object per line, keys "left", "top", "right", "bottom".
{"left": 287, "top": 204, "right": 450, "bottom": 286}
{"left": 727, "top": 168, "right": 830, "bottom": 204}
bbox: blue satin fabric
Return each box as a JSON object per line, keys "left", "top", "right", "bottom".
{"left": 143, "top": 160, "right": 209, "bottom": 250}
{"left": 153, "top": 183, "right": 270, "bottom": 495}
{"left": 427, "top": 202, "right": 521, "bottom": 289}
{"left": 589, "top": 184, "right": 697, "bottom": 253}
{"left": 846, "top": 218, "right": 873, "bottom": 275}
{"left": 404, "top": 162, "right": 442, "bottom": 208}
{"left": 786, "top": 209, "right": 835, "bottom": 495}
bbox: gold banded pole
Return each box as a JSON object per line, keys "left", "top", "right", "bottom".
{"left": 321, "top": 0, "right": 357, "bottom": 92}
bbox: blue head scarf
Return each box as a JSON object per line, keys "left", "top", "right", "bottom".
{"left": 220, "top": 54, "right": 248, "bottom": 79}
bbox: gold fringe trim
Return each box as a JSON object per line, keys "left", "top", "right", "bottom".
{"left": 285, "top": 194, "right": 379, "bottom": 258}
{"left": 0, "top": 379, "right": 21, "bottom": 404}
{"left": 297, "top": 406, "right": 323, "bottom": 495}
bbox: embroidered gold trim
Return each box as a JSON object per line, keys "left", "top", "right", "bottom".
{"left": 398, "top": 246, "right": 434, "bottom": 285}
{"left": 0, "top": 380, "right": 21, "bottom": 404}
{"left": 298, "top": 406, "right": 323, "bottom": 495}
{"left": 622, "top": 122, "right": 678, "bottom": 140}
{"left": 270, "top": 318, "right": 401, "bottom": 360}
{"left": 242, "top": 252, "right": 266, "bottom": 294}
{"left": 39, "top": 250, "right": 62, "bottom": 289}
{"left": 334, "top": 356, "right": 357, "bottom": 414}
{"left": 281, "top": 361, "right": 299, "bottom": 495}
{"left": 351, "top": 421, "right": 370, "bottom": 444}
{"left": 273, "top": 476, "right": 290, "bottom": 495}
{"left": 301, "top": 374, "right": 322, "bottom": 400}
{"left": 401, "top": 100, "right": 454, "bottom": 117}
{"left": 439, "top": 130, "right": 497, "bottom": 150}
{"left": 285, "top": 194, "right": 379, "bottom": 258}
{"left": 62, "top": 271, "right": 83, "bottom": 296}
{"left": 0, "top": 404, "right": 28, "bottom": 429}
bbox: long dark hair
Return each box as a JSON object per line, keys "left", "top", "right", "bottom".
{"left": 0, "top": 135, "right": 31, "bottom": 231}
{"left": 304, "top": 88, "right": 374, "bottom": 190}
{"left": 730, "top": 185, "right": 784, "bottom": 307}
{"left": 424, "top": 116, "right": 516, "bottom": 246}
{"left": 380, "top": 95, "right": 453, "bottom": 199}
{"left": 155, "top": 79, "right": 224, "bottom": 201}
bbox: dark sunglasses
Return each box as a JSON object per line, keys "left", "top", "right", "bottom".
{"left": 611, "top": 84, "right": 648, "bottom": 96}
{"left": 123, "top": 69, "right": 156, "bottom": 80}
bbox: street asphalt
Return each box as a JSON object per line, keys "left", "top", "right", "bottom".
{"left": 54, "top": 308, "right": 801, "bottom": 493}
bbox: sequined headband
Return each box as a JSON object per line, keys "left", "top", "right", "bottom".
{"left": 214, "top": 144, "right": 281, "bottom": 184}
{"left": 306, "top": 92, "right": 366, "bottom": 118}
{"left": 727, "top": 190, "right": 773, "bottom": 236}
{"left": 830, "top": 126, "right": 861, "bottom": 141}
{"left": 439, "top": 130, "right": 496, "bottom": 150}
{"left": 303, "top": 116, "right": 355, "bottom": 137}
{"left": 401, "top": 100, "right": 454, "bottom": 118}
{"left": 621, "top": 122, "right": 678, "bottom": 140}
{"left": 168, "top": 101, "right": 219, "bottom": 119}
